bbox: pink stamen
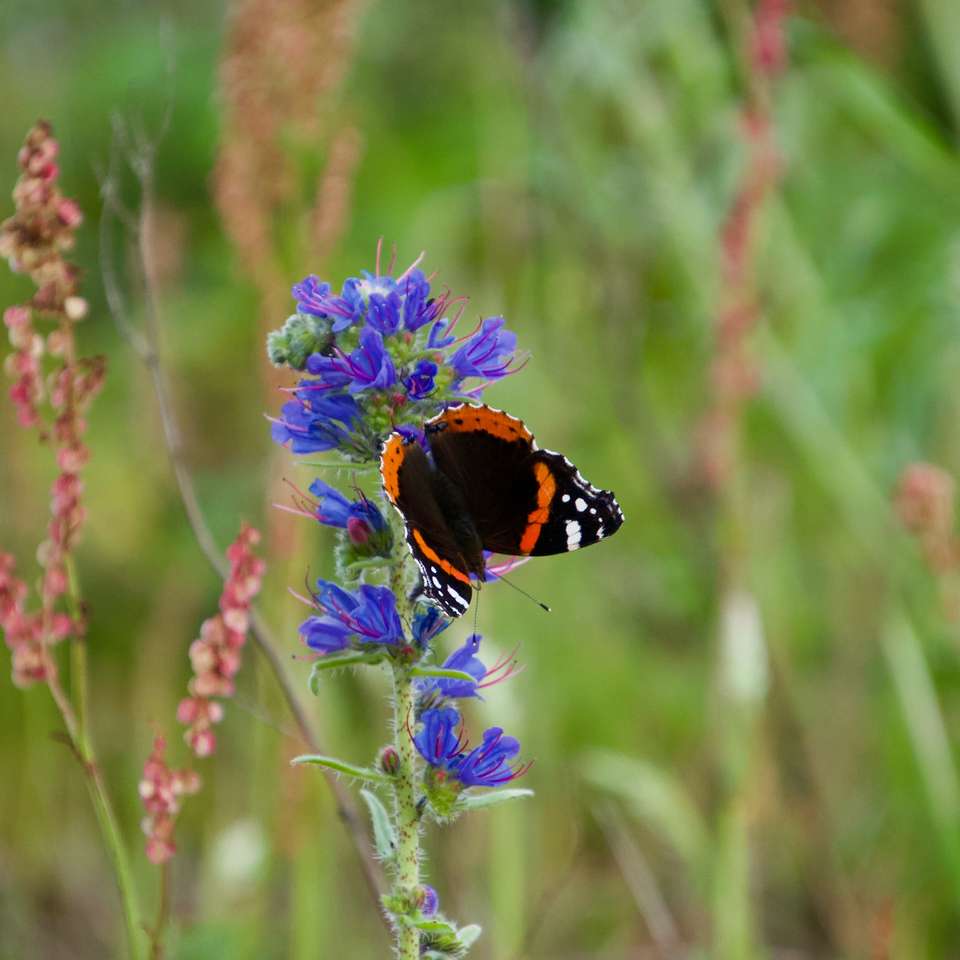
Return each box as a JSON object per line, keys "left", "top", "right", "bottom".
{"left": 398, "top": 250, "right": 425, "bottom": 281}
{"left": 375, "top": 237, "right": 383, "bottom": 277}
{"left": 272, "top": 502, "right": 316, "bottom": 521}
{"left": 387, "top": 243, "right": 398, "bottom": 276}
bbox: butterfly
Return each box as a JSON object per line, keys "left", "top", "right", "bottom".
{"left": 380, "top": 403, "right": 624, "bottom": 617}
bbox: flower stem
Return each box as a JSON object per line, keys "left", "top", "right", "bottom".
{"left": 389, "top": 556, "right": 420, "bottom": 959}
{"left": 391, "top": 662, "right": 421, "bottom": 959}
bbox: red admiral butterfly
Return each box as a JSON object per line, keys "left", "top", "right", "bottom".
{"left": 380, "top": 403, "right": 624, "bottom": 617}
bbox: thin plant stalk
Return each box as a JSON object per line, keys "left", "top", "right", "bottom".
{"left": 389, "top": 555, "right": 421, "bottom": 960}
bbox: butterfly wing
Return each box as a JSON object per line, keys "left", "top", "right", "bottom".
{"left": 520, "top": 448, "right": 624, "bottom": 555}
{"left": 426, "top": 404, "right": 624, "bottom": 557}
{"left": 380, "top": 433, "right": 472, "bottom": 617}
{"left": 426, "top": 405, "right": 539, "bottom": 555}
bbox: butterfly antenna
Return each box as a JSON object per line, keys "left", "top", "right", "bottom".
{"left": 473, "top": 585, "right": 481, "bottom": 635}
{"left": 486, "top": 571, "right": 551, "bottom": 612}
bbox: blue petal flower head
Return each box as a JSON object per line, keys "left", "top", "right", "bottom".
{"left": 412, "top": 605, "right": 450, "bottom": 648}
{"left": 450, "top": 316, "right": 517, "bottom": 381}
{"left": 308, "top": 478, "right": 387, "bottom": 534}
{"left": 366, "top": 291, "right": 402, "bottom": 336}
{"left": 438, "top": 634, "right": 486, "bottom": 698}
{"left": 293, "top": 275, "right": 364, "bottom": 332}
{"left": 418, "top": 634, "right": 486, "bottom": 701}
{"left": 414, "top": 707, "right": 463, "bottom": 768}
{"left": 427, "top": 318, "right": 455, "bottom": 350}
{"left": 308, "top": 327, "right": 397, "bottom": 394}
{"left": 400, "top": 269, "right": 444, "bottom": 332}
{"left": 308, "top": 477, "right": 353, "bottom": 527}
{"left": 271, "top": 392, "right": 359, "bottom": 454}
{"left": 419, "top": 885, "right": 439, "bottom": 917}
{"left": 455, "top": 727, "right": 524, "bottom": 787}
{"left": 356, "top": 272, "right": 398, "bottom": 301}
{"left": 300, "top": 578, "right": 404, "bottom": 653}
{"left": 404, "top": 359, "right": 438, "bottom": 400}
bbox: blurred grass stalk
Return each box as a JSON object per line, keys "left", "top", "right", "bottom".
{"left": 917, "top": 0, "right": 960, "bottom": 135}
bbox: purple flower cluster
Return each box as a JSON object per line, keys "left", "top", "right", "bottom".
{"left": 300, "top": 578, "right": 403, "bottom": 653}
{"left": 414, "top": 706, "right": 527, "bottom": 789}
{"left": 268, "top": 251, "right": 522, "bottom": 461}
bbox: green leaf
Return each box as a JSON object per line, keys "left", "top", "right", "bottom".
{"left": 309, "top": 652, "right": 384, "bottom": 693}
{"left": 291, "top": 754, "right": 389, "bottom": 784}
{"left": 454, "top": 789, "right": 534, "bottom": 812}
{"left": 360, "top": 788, "right": 396, "bottom": 860}
{"left": 411, "top": 665, "right": 478, "bottom": 684}
{"left": 413, "top": 919, "right": 458, "bottom": 935}
{"left": 457, "top": 925, "right": 481, "bottom": 949}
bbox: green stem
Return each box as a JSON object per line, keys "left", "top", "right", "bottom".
{"left": 62, "top": 556, "right": 145, "bottom": 960}
{"left": 389, "top": 556, "right": 421, "bottom": 960}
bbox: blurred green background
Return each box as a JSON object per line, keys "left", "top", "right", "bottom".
{"left": 4, "top": 0, "right": 960, "bottom": 957}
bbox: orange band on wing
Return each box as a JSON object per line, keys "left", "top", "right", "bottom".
{"left": 380, "top": 434, "right": 405, "bottom": 503}
{"left": 412, "top": 528, "right": 472, "bottom": 584}
{"left": 430, "top": 405, "right": 533, "bottom": 444}
{"left": 519, "top": 461, "right": 556, "bottom": 554}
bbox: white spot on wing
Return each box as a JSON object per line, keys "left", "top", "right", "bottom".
{"left": 562, "top": 494, "right": 570, "bottom": 503}
{"left": 575, "top": 497, "right": 587, "bottom": 512}
{"left": 565, "top": 519, "right": 581, "bottom": 550}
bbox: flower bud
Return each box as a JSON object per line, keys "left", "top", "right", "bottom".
{"left": 379, "top": 746, "right": 400, "bottom": 776}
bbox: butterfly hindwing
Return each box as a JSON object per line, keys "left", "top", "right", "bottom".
{"left": 380, "top": 433, "right": 472, "bottom": 617}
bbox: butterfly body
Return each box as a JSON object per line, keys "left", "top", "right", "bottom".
{"left": 381, "top": 404, "right": 624, "bottom": 617}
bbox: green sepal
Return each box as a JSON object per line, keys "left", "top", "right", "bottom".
{"left": 454, "top": 788, "right": 534, "bottom": 813}
{"left": 290, "top": 754, "right": 389, "bottom": 784}
{"left": 360, "top": 788, "right": 397, "bottom": 861}
{"left": 411, "top": 665, "right": 478, "bottom": 684}
{"left": 309, "top": 651, "right": 385, "bottom": 693}
{"left": 266, "top": 313, "right": 333, "bottom": 370}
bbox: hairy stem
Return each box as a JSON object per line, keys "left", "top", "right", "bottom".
{"left": 390, "top": 561, "right": 420, "bottom": 959}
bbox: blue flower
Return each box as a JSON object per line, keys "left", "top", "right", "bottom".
{"left": 308, "top": 478, "right": 387, "bottom": 534}
{"left": 300, "top": 578, "right": 404, "bottom": 653}
{"left": 271, "top": 392, "right": 359, "bottom": 454}
{"left": 450, "top": 316, "right": 517, "bottom": 381}
{"left": 366, "top": 291, "right": 402, "bottom": 336}
{"left": 419, "top": 634, "right": 485, "bottom": 701}
{"left": 427, "top": 318, "right": 455, "bottom": 349}
{"left": 455, "top": 727, "right": 525, "bottom": 787}
{"left": 418, "top": 885, "right": 439, "bottom": 917}
{"left": 403, "top": 359, "right": 438, "bottom": 400}
{"left": 412, "top": 606, "right": 449, "bottom": 648}
{"left": 400, "top": 270, "right": 444, "bottom": 332}
{"left": 414, "top": 707, "right": 463, "bottom": 768}
{"left": 307, "top": 327, "right": 396, "bottom": 394}
{"left": 414, "top": 707, "right": 528, "bottom": 789}
{"left": 293, "top": 275, "right": 364, "bottom": 332}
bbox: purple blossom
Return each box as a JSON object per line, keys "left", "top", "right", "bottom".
{"left": 293, "top": 275, "right": 364, "bottom": 332}
{"left": 367, "top": 291, "right": 402, "bottom": 336}
{"left": 455, "top": 726, "right": 526, "bottom": 787}
{"left": 427, "top": 318, "right": 455, "bottom": 349}
{"left": 271, "top": 392, "right": 359, "bottom": 454}
{"left": 308, "top": 478, "right": 386, "bottom": 534}
{"left": 300, "top": 578, "right": 404, "bottom": 653}
{"left": 308, "top": 327, "right": 396, "bottom": 394}
{"left": 403, "top": 359, "right": 438, "bottom": 400}
{"left": 414, "top": 707, "right": 463, "bottom": 768}
{"left": 450, "top": 316, "right": 517, "bottom": 381}
{"left": 414, "top": 707, "right": 528, "bottom": 789}
{"left": 412, "top": 605, "right": 449, "bottom": 648}
{"left": 419, "top": 634, "right": 485, "bottom": 700}
{"left": 400, "top": 270, "right": 444, "bottom": 332}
